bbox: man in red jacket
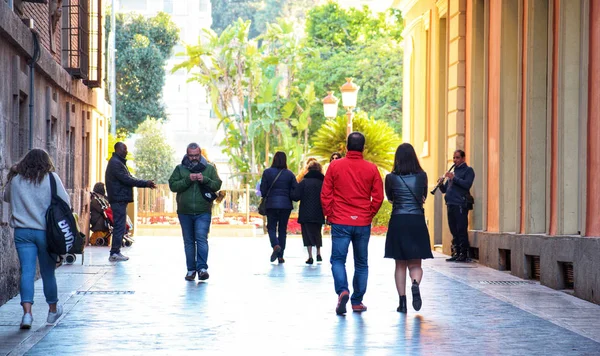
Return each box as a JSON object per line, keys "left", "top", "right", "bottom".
{"left": 321, "top": 132, "right": 384, "bottom": 315}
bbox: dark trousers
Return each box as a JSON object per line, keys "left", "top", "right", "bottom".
{"left": 447, "top": 205, "right": 470, "bottom": 255}
{"left": 266, "top": 209, "right": 291, "bottom": 258}
{"left": 110, "top": 202, "right": 128, "bottom": 255}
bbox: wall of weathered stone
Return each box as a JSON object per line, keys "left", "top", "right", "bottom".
{"left": 0, "top": 1, "right": 109, "bottom": 306}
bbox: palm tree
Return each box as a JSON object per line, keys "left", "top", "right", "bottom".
{"left": 310, "top": 112, "right": 401, "bottom": 173}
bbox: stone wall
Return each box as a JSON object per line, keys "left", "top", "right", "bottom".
{"left": 470, "top": 232, "right": 600, "bottom": 305}
{"left": 0, "top": 1, "right": 109, "bottom": 306}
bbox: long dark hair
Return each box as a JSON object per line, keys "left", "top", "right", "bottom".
{"left": 392, "top": 143, "right": 423, "bottom": 175}
{"left": 7, "top": 149, "right": 56, "bottom": 185}
{"left": 271, "top": 151, "right": 287, "bottom": 169}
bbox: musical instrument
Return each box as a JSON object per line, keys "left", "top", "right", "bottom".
{"left": 430, "top": 164, "right": 456, "bottom": 195}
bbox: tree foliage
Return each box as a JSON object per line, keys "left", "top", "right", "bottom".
{"left": 175, "top": 19, "right": 316, "bottom": 183}
{"left": 300, "top": 4, "right": 404, "bottom": 134}
{"left": 309, "top": 112, "right": 401, "bottom": 174}
{"left": 210, "top": 0, "right": 317, "bottom": 38}
{"left": 132, "top": 119, "right": 176, "bottom": 184}
{"left": 115, "top": 12, "right": 179, "bottom": 136}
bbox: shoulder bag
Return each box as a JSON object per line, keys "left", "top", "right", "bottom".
{"left": 258, "top": 170, "right": 283, "bottom": 216}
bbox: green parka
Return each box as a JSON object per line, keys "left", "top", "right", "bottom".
{"left": 168, "top": 160, "right": 222, "bottom": 215}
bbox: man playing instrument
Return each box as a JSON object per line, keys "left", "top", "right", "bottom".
{"left": 437, "top": 150, "right": 475, "bottom": 262}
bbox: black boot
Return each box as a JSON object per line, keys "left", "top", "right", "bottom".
{"left": 397, "top": 295, "right": 407, "bottom": 313}
{"left": 446, "top": 245, "right": 459, "bottom": 262}
{"left": 455, "top": 247, "right": 470, "bottom": 262}
{"left": 445, "top": 253, "right": 458, "bottom": 262}
{"left": 411, "top": 280, "right": 422, "bottom": 311}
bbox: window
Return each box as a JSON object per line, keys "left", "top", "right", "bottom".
{"left": 121, "top": 0, "right": 147, "bottom": 11}
{"left": 62, "top": 0, "right": 90, "bottom": 79}
{"left": 85, "top": 0, "right": 103, "bottom": 87}
{"left": 164, "top": 0, "right": 173, "bottom": 13}
{"left": 199, "top": 0, "right": 208, "bottom": 12}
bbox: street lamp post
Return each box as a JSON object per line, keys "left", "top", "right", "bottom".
{"left": 322, "top": 91, "right": 339, "bottom": 120}
{"left": 340, "top": 78, "right": 360, "bottom": 137}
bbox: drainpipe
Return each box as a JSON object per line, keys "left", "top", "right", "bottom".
{"left": 29, "top": 31, "right": 41, "bottom": 150}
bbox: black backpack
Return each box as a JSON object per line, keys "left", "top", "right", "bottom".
{"left": 46, "top": 173, "right": 83, "bottom": 260}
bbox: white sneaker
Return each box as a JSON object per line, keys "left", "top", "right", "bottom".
{"left": 47, "top": 305, "right": 63, "bottom": 325}
{"left": 108, "top": 253, "right": 130, "bottom": 262}
{"left": 20, "top": 313, "right": 33, "bottom": 329}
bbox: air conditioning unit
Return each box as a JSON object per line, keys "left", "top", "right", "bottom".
{"left": 22, "top": 0, "right": 48, "bottom": 3}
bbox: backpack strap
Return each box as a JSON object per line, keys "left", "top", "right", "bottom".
{"left": 48, "top": 173, "right": 57, "bottom": 199}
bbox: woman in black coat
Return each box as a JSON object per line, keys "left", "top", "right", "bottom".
{"left": 291, "top": 161, "right": 325, "bottom": 265}
{"left": 260, "top": 152, "right": 298, "bottom": 264}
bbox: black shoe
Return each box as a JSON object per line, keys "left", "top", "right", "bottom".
{"left": 198, "top": 270, "right": 209, "bottom": 281}
{"left": 306, "top": 257, "right": 314, "bottom": 265}
{"left": 316, "top": 255, "right": 322, "bottom": 262}
{"left": 446, "top": 255, "right": 458, "bottom": 262}
{"left": 411, "top": 280, "right": 422, "bottom": 311}
{"left": 397, "top": 295, "right": 407, "bottom": 313}
{"left": 270, "top": 245, "right": 281, "bottom": 262}
{"left": 278, "top": 257, "right": 285, "bottom": 264}
{"left": 455, "top": 254, "right": 468, "bottom": 262}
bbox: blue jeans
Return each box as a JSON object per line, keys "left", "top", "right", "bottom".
{"left": 14, "top": 228, "right": 58, "bottom": 305}
{"left": 266, "top": 209, "right": 291, "bottom": 258}
{"left": 330, "top": 224, "right": 371, "bottom": 305}
{"left": 178, "top": 213, "right": 211, "bottom": 271}
{"left": 110, "top": 202, "right": 128, "bottom": 255}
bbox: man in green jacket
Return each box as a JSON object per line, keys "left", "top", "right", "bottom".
{"left": 169, "top": 143, "right": 222, "bottom": 281}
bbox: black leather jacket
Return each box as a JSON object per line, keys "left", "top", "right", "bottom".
{"left": 385, "top": 171, "right": 428, "bottom": 215}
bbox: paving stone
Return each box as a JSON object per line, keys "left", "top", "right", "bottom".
{"left": 0, "top": 236, "right": 598, "bottom": 355}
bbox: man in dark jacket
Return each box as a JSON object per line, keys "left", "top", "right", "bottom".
{"left": 105, "top": 142, "right": 156, "bottom": 262}
{"left": 169, "top": 143, "right": 222, "bottom": 281}
{"left": 321, "top": 132, "right": 384, "bottom": 315}
{"left": 438, "top": 149, "right": 475, "bottom": 262}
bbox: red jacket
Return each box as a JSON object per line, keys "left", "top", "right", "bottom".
{"left": 321, "top": 151, "right": 384, "bottom": 226}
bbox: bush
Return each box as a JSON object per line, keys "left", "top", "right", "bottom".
{"left": 372, "top": 200, "right": 392, "bottom": 228}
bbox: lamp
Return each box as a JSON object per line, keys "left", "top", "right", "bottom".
{"left": 322, "top": 91, "right": 339, "bottom": 119}
{"left": 340, "top": 78, "right": 360, "bottom": 136}
{"left": 340, "top": 77, "right": 359, "bottom": 108}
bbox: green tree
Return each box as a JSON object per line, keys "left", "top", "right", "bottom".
{"left": 300, "top": 4, "right": 404, "bottom": 134}
{"left": 309, "top": 112, "right": 401, "bottom": 173}
{"left": 132, "top": 118, "right": 176, "bottom": 184}
{"left": 210, "top": 0, "right": 262, "bottom": 38}
{"left": 115, "top": 12, "right": 179, "bottom": 136}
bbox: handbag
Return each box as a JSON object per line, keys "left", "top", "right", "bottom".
{"left": 258, "top": 170, "right": 284, "bottom": 216}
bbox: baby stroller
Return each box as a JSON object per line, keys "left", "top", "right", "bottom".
{"left": 90, "top": 191, "right": 134, "bottom": 247}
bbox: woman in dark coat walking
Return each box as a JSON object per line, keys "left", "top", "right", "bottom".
{"left": 384, "top": 143, "right": 433, "bottom": 314}
{"left": 291, "top": 161, "right": 325, "bottom": 264}
{"left": 260, "top": 152, "right": 298, "bottom": 264}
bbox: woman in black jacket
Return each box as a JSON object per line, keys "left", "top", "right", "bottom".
{"left": 291, "top": 161, "right": 325, "bottom": 264}
{"left": 260, "top": 152, "right": 298, "bottom": 264}
{"left": 385, "top": 143, "right": 433, "bottom": 314}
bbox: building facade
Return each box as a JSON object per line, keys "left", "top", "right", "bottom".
{"left": 397, "top": 0, "right": 600, "bottom": 304}
{"left": 0, "top": 0, "right": 110, "bottom": 305}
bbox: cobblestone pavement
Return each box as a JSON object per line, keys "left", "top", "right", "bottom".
{"left": 1, "top": 235, "right": 599, "bottom": 355}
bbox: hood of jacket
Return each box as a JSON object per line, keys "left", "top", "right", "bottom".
{"left": 304, "top": 170, "right": 324, "bottom": 181}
